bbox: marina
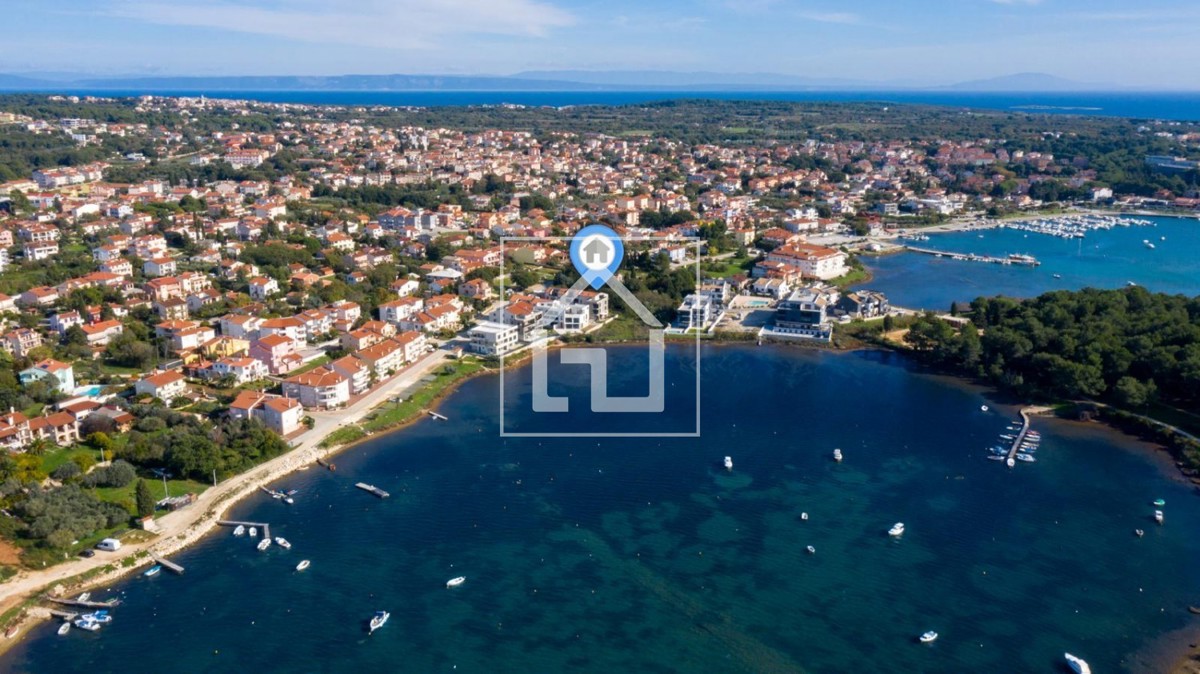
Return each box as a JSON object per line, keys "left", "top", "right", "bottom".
{"left": 903, "top": 246, "right": 1040, "bottom": 267}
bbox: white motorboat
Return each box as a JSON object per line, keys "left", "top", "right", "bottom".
{"left": 296, "top": 560, "right": 311, "bottom": 571}
{"left": 57, "top": 622, "right": 70, "bottom": 636}
{"left": 73, "top": 617, "right": 101, "bottom": 632}
{"left": 275, "top": 537, "right": 291, "bottom": 549}
{"left": 888, "top": 522, "right": 905, "bottom": 537}
{"left": 1155, "top": 510, "right": 1164, "bottom": 524}
{"left": 1135, "top": 529, "right": 1145, "bottom": 538}
{"left": 83, "top": 612, "right": 112, "bottom": 625}
{"left": 77, "top": 592, "right": 90, "bottom": 602}
{"left": 249, "top": 527, "right": 257, "bottom": 537}
{"left": 1006, "top": 457, "right": 1015, "bottom": 467}
{"left": 369, "top": 611, "right": 390, "bottom": 633}
{"left": 800, "top": 512, "right": 809, "bottom": 521}
{"left": 446, "top": 576, "right": 466, "bottom": 588}
{"left": 806, "top": 545, "right": 815, "bottom": 554}
{"left": 284, "top": 497, "right": 294, "bottom": 504}
{"left": 1064, "top": 652, "right": 1091, "bottom": 674}
{"left": 257, "top": 538, "right": 271, "bottom": 551}
{"left": 980, "top": 405, "right": 989, "bottom": 412}
{"left": 724, "top": 456, "right": 733, "bottom": 471}
{"left": 833, "top": 448, "right": 843, "bottom": 462}
{"left": 233, "top": 525, "right": 245, "bottom": 537}
{"left": 919, "top": 631, "right": 938, "bottom": 643}
{"left": 1015, "top": 453, "right": 1036, "bottom": 463}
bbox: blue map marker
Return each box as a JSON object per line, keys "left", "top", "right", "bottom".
{"left": 570, "top": 225, "right": 624, "bottom": 289}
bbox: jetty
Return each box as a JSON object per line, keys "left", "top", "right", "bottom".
{"left": 218, "top": 519, "right": 271, "bottom": 540}
{"left": 47, "top": 609, "right": 78, "bottom": 621}
{"left": 45, "top": 596, "right": 120, "bottom": 609}
{"left": 355, "top": 482, "right": 390, "bottom": 498}
{"left": 316, "top": 457, "right": 336, "bottom": 471}
{"left": 1006, "top": 409, "right": 1034, "bottom": 465}
{"left": 904, "top": 246, "right": 1040, "bottom": 267}
{"left": 428, "top": 411, "right": 448, "bottom": 421}
{"left": 151, "top": 554, "right": 185, "bottom": 575}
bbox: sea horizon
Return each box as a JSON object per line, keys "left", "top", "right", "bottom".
{"left": 6, "top": 89, "right": 1200, "bottom": 120}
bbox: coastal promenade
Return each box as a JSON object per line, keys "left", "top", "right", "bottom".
{"left": 0, "top": 346, "right": 454, "bottom": 639}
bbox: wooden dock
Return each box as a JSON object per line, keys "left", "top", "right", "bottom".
{"left": 1006, "top": 409, "right": 1034, "bottom": 466}
{"left": 151, "top": 554, "right": 184, "bottom": 574}
{"left": 47, "top": 609, "right": 78, "bottom": 621}
{"left": 217, "top": 519, "right": 271, "bottom": 540}
{"left": 45, "top": 596, "right": 120, "bottom": 609}
{"left": 355, "top": 482, "right": 390, "bottom": 498}
{"left": 904, "top": 245, "right": 1040, "bottom": 267}
{"left": 316, "top": 457, "right": 336, "bottom": 471}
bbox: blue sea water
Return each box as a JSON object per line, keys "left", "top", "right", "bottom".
{"left": 4, "top": 345, "right": 1199, "bottom": 673}
{"left": 858, "top": 215, "right": 1200, "bottom": 310}
{"left": 12, "top": 89, "right": 1200, "bottom": 120}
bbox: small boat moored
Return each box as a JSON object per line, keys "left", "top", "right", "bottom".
{"left": 249, "top": 527, "right": 258, "bottom": 537}
{"left": 274, "top": 537, "right": 291, "bottom": 550}
{"left": 919, "top": 631, "right": 938, "bottom": 643}
{"left": 1155, "top": 509, "right": 1164, "bottom": 524}
{"left": 832, "top": 448, "right": 843, "bottom": 462}
{"left": 369, "top": 610, "right": 390, "bottom": 633}
{"left": 296, "top": 560, "right": 311, "bottom": 571}
{"left": 888, "top": 522, "right": 905, "bottom": 537}
{"left": 723, "top": 456, "right": 733, "bottom": 471}
{"left": 446, "top": 576, "right": 467, "bottom": 588}
{"left": 257, "top": 538, "right": 271, "bottom": 551}
{"left": 57, "top": 622, "right": 70, "bottom": 636}
{"left": 1153, "top": 498, "right": 1166, "bottom": 507}
{"left": 73, "top": 617, "right": 101, "bottom": 632}
{"left": 1135, "top": 529, "right": 1145, "bottom": 538}
{"left": 1065, "top": 652, "right": 1092, "bottom": 674}
{"left": 143, "top": 565, "right": 162, "bottom": 577}
{"left": 800, "top": 512, "right": 809, "bottom": 521}
{"left": 233, "top": 525, "right": 245, "bottom": 537}
{"left": 806, "top": 545, "right": 816, "bottom": 555}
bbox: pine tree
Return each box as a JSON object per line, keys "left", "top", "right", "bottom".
{"left": 136, "top": 478, "right": 155, "bottom": 518}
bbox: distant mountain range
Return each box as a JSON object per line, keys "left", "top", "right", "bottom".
{"left": 0, "top": 70, "right": 1126, "bottom": 93}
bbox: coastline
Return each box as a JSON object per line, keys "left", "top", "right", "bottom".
{"left": 4, "top": 340, "right": 1199, "bottom": 667}
{"left": 0, "top": 346, "right": 465, "bottom": 652}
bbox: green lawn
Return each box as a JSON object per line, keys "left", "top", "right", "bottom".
{"left": 702, "top": 257, "right": 752, "bottom": 278}
{"left": 91, "top": 477, "right": 210, "bottom": 514}
{"left": 40, "top": 445, "right": 99, "bottom": 475}
{"left": 289, "top": 355, "right": 332, "bottom": 376}
{"left": 362, "top": 358, "right": 486, "bottom": 433}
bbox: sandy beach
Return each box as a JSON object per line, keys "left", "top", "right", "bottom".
{"left": 0, "top": 346, "right": 456, "bottom": 648}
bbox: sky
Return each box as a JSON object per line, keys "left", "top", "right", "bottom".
{"left": 1, "top": 0, "right": 1198, "bottom": 88}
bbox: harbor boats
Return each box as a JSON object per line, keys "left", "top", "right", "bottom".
{"left": 1155, "top": 510, "right": 1164, "bottom": 524}
{"left": 800, "top": 512, "right": 809, "bottom": 521}
{"left": 274, "top": 537, "right": 291, "bottom": 550}
{"left": 57, "top": 622, "right": 70, "bottom": 636}
{"left": 888, "top": 522, "right": 905, "bottom": 537}
{"left": 1153, "top": 499, "right": 1166, "bottom": 507}
{"left": 233, "top": 525, "right": 245, "bottom": 537}
{"left": 249, "top": 527, "right": 257, "bottom": 537}
{"left": 724, "top": 456, "right": 733, "bottom": 471}
{"left": 1006, "top": 458, "right": 1015, "bottom": 467}
{"left": 82, "top": 612, "right": 111, "bottom": 625}
{"left": 73, "top": 617, "right": 101, "bottom": 632}
{"left": 806, "top": 545, "right": 816, "bottom": 554}
{"left": 1135, "top": 529, "right": 1145, "bottom": 538}
{"left": 1064, "top": 652, "right": 1092, "bottom": 674}
{"left": 832, "top": 448, "right": 843, "bottom": 462}
{"left": 1052, "top": 273, "right": 1063, "bottom": 279}
{"left": 77, "top": 592, "right": 90, "bottom": 602}
{"left": 369, "top": 611, "right": 390, "bottom": 633}
{"left": 1015, "top": 453, "right": 1036, "bottom": 463}
{"left": 986, "top": 455, "right": 1005, "bottom": 461}
{"left": 446, "top": 576, "right": 467, "bottom": 588}
{"left": 919, "top": 631, "right": 938, "bottom": 643}
{"left": 296, "top": 560, "right": 311, "bottom": 571}
{"left": 143, "top": 565, "right": 162, "bottom": 577}
{"left": 257, "top": 538, "right": 271, "bottom": 551}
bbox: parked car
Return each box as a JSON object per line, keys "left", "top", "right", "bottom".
{"left": 78, "top": 549, "right": 95, "bottom": 558}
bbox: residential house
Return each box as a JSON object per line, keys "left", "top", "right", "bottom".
{"left": 135, "top": 370, "right": 189, "bottom": 401}
{"left": 19, "top": 359, "right": 75, "bottom": 392}
{"left": 282, "top": 367, "right": 350, "bottom": 409}
{"left": 228, "top": 391, "right": 304, "bottom": 436}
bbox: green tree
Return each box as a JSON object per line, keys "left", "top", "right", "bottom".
{"left": 135, "top": 478, "right": 156, "bottom": 517}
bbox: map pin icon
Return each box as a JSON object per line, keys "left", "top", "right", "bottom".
{"left": 570, "top": 225, "right": 624, "bottom": 290}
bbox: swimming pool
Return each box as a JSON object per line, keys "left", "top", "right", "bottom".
{"left": 72, "top": 385, "right": 107, "bottom": 397}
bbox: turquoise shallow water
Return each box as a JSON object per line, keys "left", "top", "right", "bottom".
{"left": 859, "top": 215, "right": 1200, "bottom": 310}
{"left": 4, "top": 346, "right": 1199, "bottom": 673}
